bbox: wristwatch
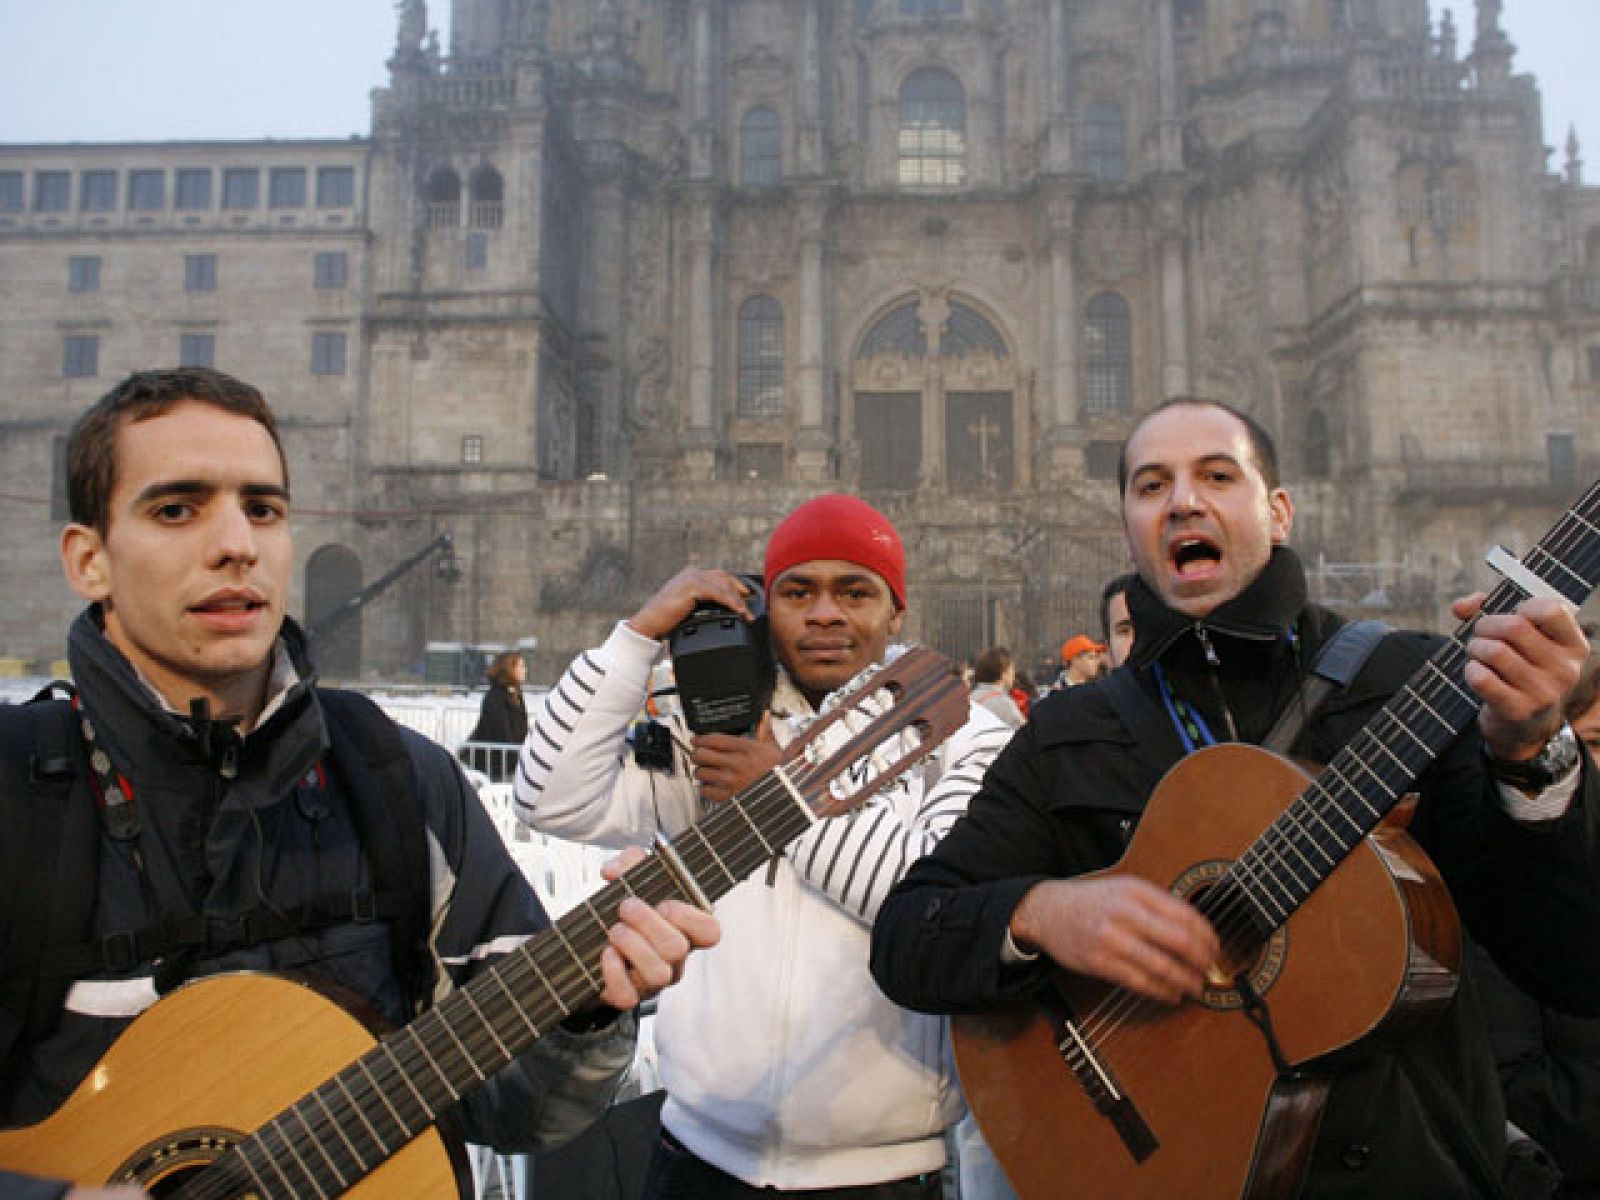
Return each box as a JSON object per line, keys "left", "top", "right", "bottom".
{"left": 1482, "top": 723, "right": 1582, "bottom": 792}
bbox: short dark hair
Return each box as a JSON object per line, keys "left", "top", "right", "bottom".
{"left": 1099, "top": 572, "right": 1136, "bottom": 642}
{"left": 1117, "top": 398, "right": 1280, "bottom": 495}
{"left": 67, "top": 367, "right": 287, "bottom": 533}
{"left": 971, "top": 646, "right": 1014, "bottom": 685}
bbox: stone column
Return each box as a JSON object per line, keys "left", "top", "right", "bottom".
{"left": 688, "top": 0, "right": 717, "bottom": 179}
{"left": 1160, "top": 232, "right": 1191, "bottom": 398}
{"left": 793, "top": 191, "right": 831, "bottom": 480}
{"left": 796, "top": 0, "right": 824, "bottom": 176}
{"left": 586, "top": 176, "right": 628, "bottom": 473}
{"left": 1044, "top": 0, "right": 1073, "bottom": 173}
{"left": 1155, "top": 0, "right": 1183, "bottom": 170}
{"left": 1044, "top": 189, "right": 1079, "bottom": 468}
{"left": 683, "top": 191, "right": 718, "bottom": 478}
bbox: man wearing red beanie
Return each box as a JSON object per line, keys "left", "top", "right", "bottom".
{"left": 514, "top": 492, "right": 1013, "bottom": 1198}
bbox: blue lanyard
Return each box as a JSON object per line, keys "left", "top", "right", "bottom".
{"left": 1153, "top": 662, "right": 1217, "bottom": 755}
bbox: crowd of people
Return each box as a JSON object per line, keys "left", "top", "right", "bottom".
{"left": 1, "top": 370, "right": 1596, "bottom": 1200}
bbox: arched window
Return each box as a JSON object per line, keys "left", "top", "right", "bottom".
{"left": 740, "top": 107, "right": 782, "bottom": 187}
{"left": 1304, "top": 409, "right": 1331, "bottom": 479}
{"left": 858, "top": 301, "right": 929, "bottom": 359}
{"left": 305, "top": 544, "right": 363, "bottom": 678}
{"left": 425, "top": 166, "right": 461, "bottom": 229}
{"left": 939, "top": 301, "right": 1008, "bottom": 359}
{"left": 899, "top": 68, "right": 966, "bottom": 188}
{"left": 468, "top": 165, "right": 503, "bottom": 229}
{"left": 1083, "top": 103, "right": 1126, "bottom": 182}
{"left": 737, "top": 296, "right": 785, "bottom": 416}
{"left": 1082, "top": 293, "right": 1132, "bottom": 414}
{"left": 1586, "top": 227, "right": 1600, "bottom": 275}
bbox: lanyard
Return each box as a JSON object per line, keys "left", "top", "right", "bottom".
{"left": 73, "top": 696, "right": 142, "bottom": 842}
{"left": 1152, "top": 662, "right": 1218, "bottom": 755}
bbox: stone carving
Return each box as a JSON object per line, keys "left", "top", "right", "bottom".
{"left": 396, "top": 0, "right": 426, "bottom": 54}
{"left": 1079, "top": 204, "right": 1144, "bottom": 282}
{"left": 629, "top": 335, "right": 671, "bottom": 432}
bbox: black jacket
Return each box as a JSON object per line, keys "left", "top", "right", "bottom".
{"left": 1472, "top": 934, "right": 1600, "bottom": 1198}
{"left": 0, "top": 610, "right": 633, "bottom": 1197}
{"left": 464, "top": 684, "right": 529, "bottom": 781}
{"left": 872, "top": 548, "right": 1600, "bottom": 1197}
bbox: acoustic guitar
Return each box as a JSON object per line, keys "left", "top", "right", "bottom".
{"left": 954, "top": 480, "right": 1600, "bottom": 1199}
{"left": 0, "top": 647, "right": 968, "bottom": 1198}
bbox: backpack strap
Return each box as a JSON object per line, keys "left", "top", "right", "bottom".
{"left": 0, "top": 688, "right": 98, "bottom": 1087}
{"left": 1262, "top": 619, "right": 1391, "bottom": 757}
{"left": 316, "top": 688, "right": 434, "bottom": 1015}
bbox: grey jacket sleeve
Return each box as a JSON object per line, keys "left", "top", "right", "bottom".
{"left": 0, "top": 1168, "right": 68, "bottom": 1200}
{"left": 405, "top": 730, "right": 638, "bottom": 1153}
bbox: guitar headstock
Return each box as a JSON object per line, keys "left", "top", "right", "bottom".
{"left": 779, "top": 646, "right": 969, "bottom": 819}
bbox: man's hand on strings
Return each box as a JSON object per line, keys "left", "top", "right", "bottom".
{"left": 1009, "top": 876, "right": 1221, "bottom": 1005}
{"left": 1454, "top": 592, "right": 1589, "bottom": 761}
{"left": 593, "top": 848, "right": 721, "bottom": 1010}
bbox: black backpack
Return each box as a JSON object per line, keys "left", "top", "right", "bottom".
{"left": 0, "top": 686, "right": 432, "bottom": 1087}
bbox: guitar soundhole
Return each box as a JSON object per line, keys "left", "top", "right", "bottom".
{"left": 110, "top": 1127, "right": 243, "bottom": 1195}
{"left": 1173, "top": 862, "right": 1290, "bottom": 1011}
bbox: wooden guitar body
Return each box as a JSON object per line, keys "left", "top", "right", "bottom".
{"left": 953, "top": 743, "right": 1461, "bottom": 1200}
{"left": 0, "top": 972, "right": 467, "bottom": 1196}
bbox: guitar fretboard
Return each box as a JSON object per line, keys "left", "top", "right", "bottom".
{"left": 174, "top": 648, "right": 962, "bottom": 1200}
{"left": 1223, "top": 479, "right": 1600, "bottom": 935}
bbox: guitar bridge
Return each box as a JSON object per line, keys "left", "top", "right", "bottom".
{"left": 1040, "top": 987, "right": 1159, "bottom": 1163}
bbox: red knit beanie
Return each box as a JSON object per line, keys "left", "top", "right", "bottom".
{"left": 764, "top": 493, "right": 907, "bottom": 609}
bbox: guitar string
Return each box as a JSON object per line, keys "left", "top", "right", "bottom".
{"left": 181, "top": 774, "right": 830, "bottom": 1200}
{"left": 1069, "top": 517, "right": 1600, "bottom": 1080}
{"left": 1072, "top": 522, "right": 1600, "bottom": 1068}
{"left": 181, "top": 669, "right": 951, "bottom": 1198}
{"left": 1062, "top": 502, "right": 1600, "bottom": 1080}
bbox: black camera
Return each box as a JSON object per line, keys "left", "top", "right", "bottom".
{"left": 631, "top": 718, "right": 676, "bottom": 773}
{"left": 668, "top": 572, "right": 775, "bottom": 736}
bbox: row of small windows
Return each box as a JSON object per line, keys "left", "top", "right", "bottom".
{"left": 736, "top": 74, "right": 1125, "bottom": 188}
{"left": 61, "top": 331, "right": 348, "bottom": 379}
{"left": 0, "top": 166, "right": 355, "bottom": 215}
{"left": 63, "top": 251, "right": 349, "bottom": 292}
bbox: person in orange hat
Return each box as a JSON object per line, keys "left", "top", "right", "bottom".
{"left": 1057, "top": 632, "right": 1107, "bottom": 688}
{"left": 513, "top": 492, "right": 1014, "bottom": 1198}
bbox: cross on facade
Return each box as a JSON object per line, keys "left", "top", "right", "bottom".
{"left": 968, "top": 413, "right": 1000, "bottom": 482}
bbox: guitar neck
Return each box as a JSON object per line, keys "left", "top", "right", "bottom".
{"left": 184, "top": 648, "right": 963, "bottom": 1200}
{"left": 1229, "top": 479, "right": 1600, "bottom": 935}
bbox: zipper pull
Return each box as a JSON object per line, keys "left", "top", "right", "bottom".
{"left": 1194, "top": 623, "right": 1220, "bottom": 667}
{"left": 218, "top": 739, "right": 239, "bottom": 781}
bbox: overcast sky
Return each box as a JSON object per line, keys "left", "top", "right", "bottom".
{"left": 0, "top": 1, "right": 1594, "bottom": 175}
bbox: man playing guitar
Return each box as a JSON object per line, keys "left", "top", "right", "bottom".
{"left": 871, "top": 398, "right": 1600, "bottom": 1198}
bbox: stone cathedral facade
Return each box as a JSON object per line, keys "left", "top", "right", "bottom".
{"left": 2, "top": 0, "right": 1597, "bottom": 682}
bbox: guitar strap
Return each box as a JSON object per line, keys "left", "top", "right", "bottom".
{"left": 1261, "top": 619, "right": 1392, "bottom": 756}
{"left": 1103, "top": 618, "right": 1391, "bottom": 760}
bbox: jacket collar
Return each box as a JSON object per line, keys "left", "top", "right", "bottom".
{"left": 66, "top": 606, "right": 323, "bottom": 791}
{"left": 1126, "top": 545, "right": 1308, "bottom": 669}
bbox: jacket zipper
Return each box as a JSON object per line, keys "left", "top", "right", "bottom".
{"left": 1193, "top": 623, "right": 1241, "bottom": 743}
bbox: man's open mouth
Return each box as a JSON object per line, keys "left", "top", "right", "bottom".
{"left": 1170, "top": 537, "right": 1221, "bottom": 576}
